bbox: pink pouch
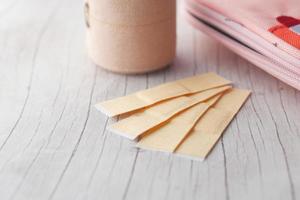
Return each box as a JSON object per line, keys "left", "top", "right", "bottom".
{"left": 185, "top": 0, "right": 300, "bottom": 90}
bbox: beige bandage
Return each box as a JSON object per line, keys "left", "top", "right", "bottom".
{"left": 108, "top": 85, "right": 231, "bottom": 140}
{"left": 175, "top": 88, "right": 251, "bottom": 161}
{"left": 136, "top": 94, "right": 222, "bottom": 152}
{"left": 95, "top": 72, "right": 231, "bottom": 117}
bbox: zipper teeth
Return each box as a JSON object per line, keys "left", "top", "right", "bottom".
{"left": 185, "top": 12, "right": 300, "bottom": 88}
{"left": 267, "top": 61, "right": 300, "bottom": 84}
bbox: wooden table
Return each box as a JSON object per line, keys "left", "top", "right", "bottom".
{"left": 1, "top": 0, "right": 299, "bottom": 200}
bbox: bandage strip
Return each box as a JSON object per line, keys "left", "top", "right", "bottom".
{"left": 108, "top": 85, "right": 231, "bottom": 140}
{"left": 95, "top": 72, "right": 231, "bottom": 117}
{"left": 175, "top": 88, "right": 251, "bottom": 161}
{"left": 136, "top": 94, "right": 222, "bottom": 152}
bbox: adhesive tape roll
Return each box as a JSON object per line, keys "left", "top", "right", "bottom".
{"left": 88, "top": 0, "right": 175, "bottom": 25}
{"left": 86, "top": 0, "right": 176, "bottom": 74}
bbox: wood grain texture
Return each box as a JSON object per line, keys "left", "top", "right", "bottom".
{"left": 0, "top": 0, "right": 299, "bottom": 200}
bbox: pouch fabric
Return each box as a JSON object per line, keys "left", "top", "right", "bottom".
{"left": 186, "top": 0, "right": 300, "bottom": 90}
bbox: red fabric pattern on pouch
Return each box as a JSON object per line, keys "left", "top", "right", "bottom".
{"left": 277, "top": 16, "right": 300, "bottom": 27}
{"left": 269, "top": 16, "right": 300, "bottom": 49}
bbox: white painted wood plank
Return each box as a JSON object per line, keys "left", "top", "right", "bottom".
{"left": 0, "top": 0, "right": 299, "bottom": 200}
